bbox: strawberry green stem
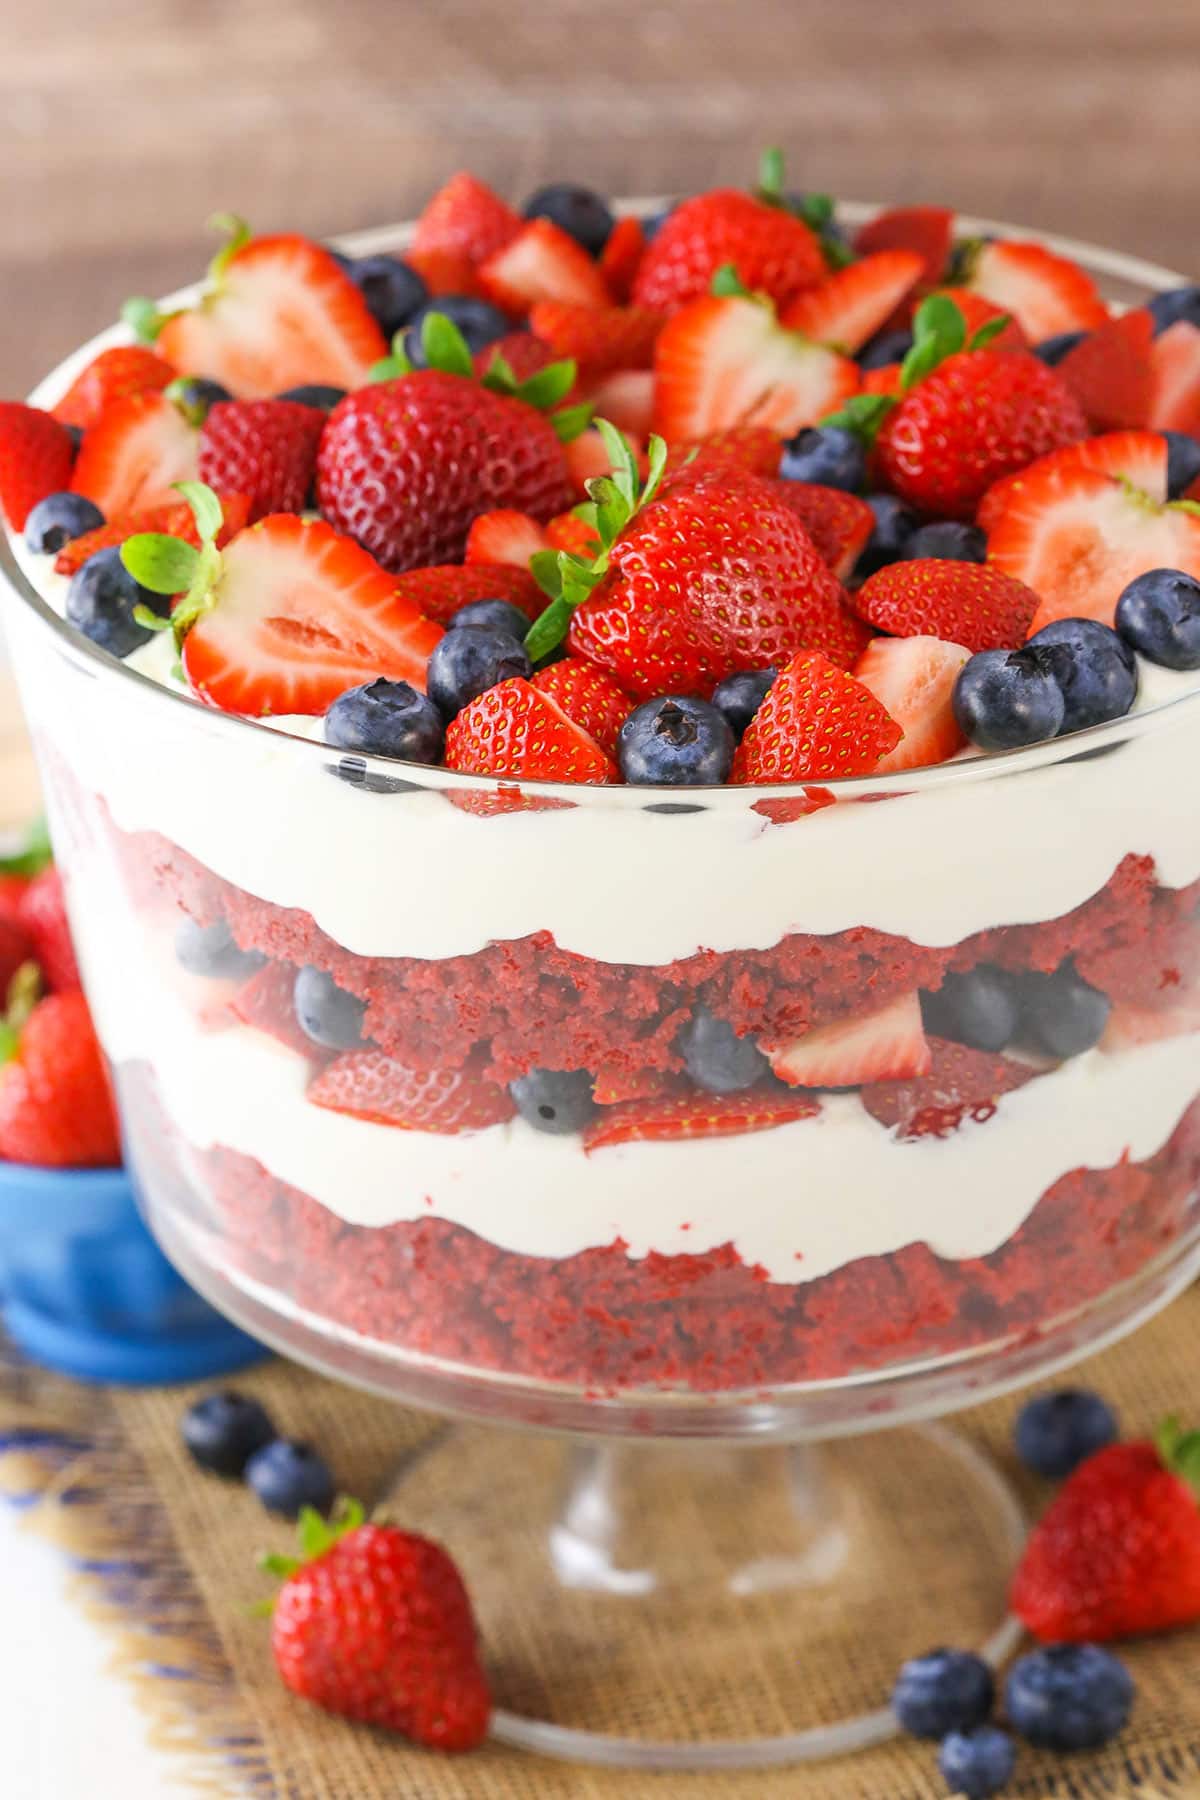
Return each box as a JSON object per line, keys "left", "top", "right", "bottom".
{"left": 0, "top": 961, "right": 41, "bottom": 1065}
{"left": 1155, "top": 1416, "right": 1200, "bottom": 1494}
{"left": 0, "top": 817, "right": 52, "bottom": 880}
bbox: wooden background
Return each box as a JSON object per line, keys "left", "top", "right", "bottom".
{"left": 1, "top": 0, "right": 1198, "bottom": 397}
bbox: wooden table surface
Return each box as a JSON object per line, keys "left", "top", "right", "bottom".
{"left": 0, "top": 0, "right": 1198, "bottom": 398}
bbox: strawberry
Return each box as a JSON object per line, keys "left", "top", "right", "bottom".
{"left": 599, "top": 215, "right": 647, "bottom": 303}
{"left": 768, "top": 481, "right": 875, "bottom": 579}
{"left": 853, "top": 206, "right": 955, "bottom": 292}
{"left": 228, "top": 961, "right": 316, "bottom": 1059}
{"left": 0, "top": 404, "right": 77, "bottom": 530}
{"left": 472, "top": 332, "right": 561, "bottom": 384}
{"left": 18, "top": 867, "right": 81, "bottom": 992}
{"left": 988, "top": 462, "right": 1200, "bottom": 633}
{"left": 653, "top": 294, "right": 858, "bottom": 440}
{"left": 0, "top": 980, "right": 120, "bottom": 1167}
{"left": 411, "top": 170, "right": 522, "bottom": 269}
{"left": 631, "top": 189, "right": 826, "bottom": 313}
{"left": 860, "top": 1037, "right": 1033, "bottom": 1137}
{"left": 853, "top": 636, "right": 970, "bottom": 772}
{"left": 1011, "top": 1419, "right": 1200, "bottom": 1642}
{"left": 198, "top": 399, "right": 325, "bottom": 522}
{"left": 564, "top": 425, "right": 645, "bottom": 497}
{"left": 53, "top": 346, "right": 177, "bottom": 431}
{"left": 266, "top": 1500, "right": 491, "bottom": 1750}
{"left": 732, "top": 648, "right": 901, "bottom": 783}
{"left": 390, "top": 562, "right": 545, "bottom": 626}
{"left": 978, "top": 430, "right": 1169, "bottom": 534}
{"left": 479, "top": 219, "right": 610, "bottom": 314}
{"left": 663, "top": 425, "right": 783, "bottom": 483}
{"left": 443, "top": 678, "right": 616, "bottom": 784}
{"left": 1057, "top": 309, "right": 1156, "bottom": 432}
{"left": 582, "top": 369, "right": 655, "bottom": 436}
{"left": 309, "top": 1052, "right": 514, "bottom": 1130}
{"left": 52, "top": 492, "right": 252, "bottom": 576}
{"left": 779, "top": 250, "right": 925, "bottom": 351}
{"left": 1100, "top": 995, "right": 1200, "bottom": 1052}
{"left": 71, "top": 391, "right": 199, "bottom": 517}
{"left": 317, "top": 370, "right": 571, "bottom": 573}
{"left": 852, "top": 560, "right": 1040, "bottom": 653}
{"left": 531, "top": 657, "right": 631, "bottom": 756}
{"left": 544, "top": 509, "right": 602, "bottom": 557}
{"left": 528, "top": 300, "right": 662, "bottom": 378}
{"left": 766, "top": 990, "right": 931, "bottom": 1088}
{"left": 0, "top": 914, "right": 33, "bottom": 1008}
{"left": 926, "top": 287, "right": 1028, "bottom": 351}
{"left": 1146, "top": 320, "right": 1200, "bottom": 434}
{"left": 154, "top": 231, "right": 386, "bottom": 398}
{"left": 963, "top": 239, "right": 1109, "bottom": 344}
{"left": 464, "top": 509, "right": 549, "bottom": 567}
{"left": 584, "top": 1086, "right": 820, "bottom": 1150}
{"left": 176, "top": 514, "right": 444, "bottom": 715}
{"left": 406, "top": 246, "right": 485, "bottom": 299}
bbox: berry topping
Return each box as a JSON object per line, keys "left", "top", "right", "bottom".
{"left": 523, "top": 183, "right": 615, "bottom": 258}
{"left": 617, "top": 696, "right": 735, "bottom": 785}
{"left": 197, "top": 398, "right": 325, "bottom": 521}
{"left": 325, "top": 678, "right": 445, "bottom": 765}
{"left": 853, "top": 559, "right": 1040, "bottom": 653}
{"left": 1025, "top": 616, "right": 1138, "bottom": 731}
{"left": 632, "top": 188, "right": 826, "bottom": 314}
{"left": 309, "top": 1053, "right": 514, "bottom": 1131}
{"left": 530, "top": 657, "right": 631, "bottom": 758}
{"left": 732, "top": 649, "right": 901, "bottom": 783}
{"left": 1114, "top": 567, "right": 1200, "bottom": 669}
{"left": 0, "top": 976, "right": 120, "bottom": 1167}
{"left": 852, "top": 205, "right": 954, "bottom": 291}
{"left": 769, "top": 480, "right": 875, "bottom": 580}
{"left": 766, "top": 989, "right": 931, "bottom": 1088}
{"left": 710, "top": 668, "right": 776, "bottom": 739}
{"left": 1034, "top": 329, "right": 1086, "bottom": 366}
{"left": 902, "top": 520, "right": 987, "bottom": 563}
{"left": 853, "top": 635, "right": 970, "bottom": 772}
{"left": 891, "top": 1647, "right": 994, "bottom": 1739}
{"left": 175, "top": 916, "right": 264, "bottom": 980}
{"left": 65, "top": 543, "right": 170, "bottom": 658}
{"left": 426, "top": 625, "right": 531, "bottom": 717}
{"left": 293, "top": 964, "right": 367, "bottom": 1051}
{"left": 411, "top": 171, "right": 522, "bottom": 269}
{"left": 1014, "top": 1389, "right": 1119, "bottom": 1479}
{"left": 52, "top": 345, "right": 177, "bottom": 430}
{"left": 937, "top": 1727, "right": 1016, "bottom": 1800}
{"left": 16, "top": 867, "right": 80, "bottom": 993}
{"left": 23, "top": 491, "right": 105, "bottom": 556}
{"left": 1164, "top": 430, "right": 1200, "bottom": 498}
{"left": 1147, "top": 285, "right": 1200, "bottom": 336}
{"left": 679, "top": 1003, "right": 771, "bottom": 1094}
{"left": 778, "top": 425, "right": 866, "bottom": 492}
{"left": 779, "top": 249, "right": 925, "bottom": 351}
{"left": 1057, "top": 309, "right": 1156, "bottom": 432}
{"left": 1146, "top": 320, "right": 1200, "bottom": 434}
{"left": 464, "top": 508, "right": 550, "bottom": 568}
{"left": 390, "top": 563, "right": 544, "bottom": 628}
{"left": 274, "top": 382, "right": 345, "bottom": 411}
{"left": 509, "top": 1067, "right": 598, "bottom": 1134}
{"left": 963, "top": 238, "right": 1109, "bottom": 342}
{"left": 1004, "top": 1646, "right": 1133, "bottom": 1749}
{"left": 599, "top": 215, "right": 648, "bottom": 302}
{"left": 583, "top": 1086, "right": 820, "bottom": 1150}
{"left": 920, "top": 966, "right": 1018, "bottom": 1054}
{"left": 952, "top": 647, "right": 1067, "bottom": 750}
{"left": 181, "top": 1390, "right": 276, "bottom": 1477}
{"left": 343, "top": 253, "right": 428, "bottom": 338}
{"left": 245, "top": 1439, "right": 336, "bottom": 1518}
{"left": 528, "top": 300, "right": 662, "bottom": 380}
{"left": 443, "top": 677, "right": 616, "bottom": 785}
{"left": 480, "top": 218, "right": 611, "bottom": 314}
{"left": 0, "top": 403, "right": 78, "bottom": 530}
{"left": 1013, "top": 961, "right": 1111, "bottom": 1057}
{"left": 861, "top": 1038, "right": 1032, "bottom": 1138}
{"left": 855, "top": 493, "right": 917, "bottom": 576}
{"left": 406, "top": 296, "right": 512, "bottom": 365}
{"left": 71, "top": 390, "right": 200, "bottom": 517}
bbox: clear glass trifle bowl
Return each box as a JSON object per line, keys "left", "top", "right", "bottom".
{"left": 4, "top": 213, "right": 1200, "bottom": 1769}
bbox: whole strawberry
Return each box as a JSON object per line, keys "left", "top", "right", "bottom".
{"left": 266, "top": 1501, "right": 491, "bottom": 1752}
{"left": 0, "top": 972, "right": 120, "bottom": 1167}
{"left": 852, "top": 559, "right": 1041, "bottom": 653}
{"left": 19, "top": 866, "right": 81, "bottom": 992}
{"left": 1011, "top": 1417, "right": 1200, "bottom": 1642}
{"left": 0, "top": 404, "right": 77, "bottom": 530}
{"left": 632, "top": 189, "right": 825, "bottom": 313}
{"left": 199, "top": 399, "right": 325, "bottom": 522}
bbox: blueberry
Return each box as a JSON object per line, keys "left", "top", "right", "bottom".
{"left": 711, "top": 669, "right": 776, "bottom": 740}
{"left": 904, "top": 520, "right": 987, "bottom": 564}
{"left": 63, "top": 423, "right": 84, "bottom": 453}
{"left": 181, "top": 1390, "right": 276, "bottom": 1477}
{"left": 1147, "top": 285, "right": 1200, "bottom": 336}
{"left": 169, "top": 375, "right": 233, "bottom": 420}
{"left": 523, "top": 182, "right": 614, "bottom": 258}
{"left": 779, "top": 425, "right": 866, "bottom": 493}
{"left": 855, "top": 494, "right": 917, "bottom": 577}
{"left": 325, "top": 678, "right": 444, "bottom": 764}
{"left": 1163, "top": 430, "right": 1200, "bottom": 498}
{"left": 426, "top": 625, "right": 530, "bottom": 717}
{"left": 275, "top": 383, "right": 346, "bottom": 411}
{"left": 65, "top": 545, "right": 170, "bottom": 658}
{"left": 618, "top": 697, "right": 735, "bottom": 785}
{"left": 938, "top": 1726, "right": 1016, "bottom": 1799}
{"left": 1014, "top": 1388, "right": 1118, "bottom": 1479}
{"left": 641, "top": 205, "right": 673, "bottom": 242}
{"left": 449, "top": 599, "right": 533, "bottom": 639}
{"left": 346, "top": 253, "right": 428, "bottom": 338}
{"left": 510, "top": 1068, "right": 597, "bottom": 1134}
{"left": 680, "top": 1004, "right": 770, "bottom": 1094}
{"left": 403, "top": 296, "right": 510, "bottom": 365}
{"left": 892, "top": 1648, "right": 994, "bottom": 1739}
{"left": 23, "top": 491, "right": 105, "bottom": 555}
{"left": 293, "top": 965, "right": 367, "bottom": 1050}
{"left": 175, "top": 917, "right": 265, "bottom": 980}
{"left": 858, "top": 328, "right": 913, "bottom": 371}
{"left": 1005, "top": 1644, "right": 1133, "bottom": 1751}
{"left": 1034, "top": 330, "right": 1086, "bottom": 366}
{"left": 244, "top": 1439, "right": 336, "bottom": 1519}
{"left": 921, "top": 965, "right": 1018, "bottom": 1053}
{"left": 1116, "top": 567, "right": 1200, "bottom": 669}
{"left": 1013, "top": 961, "right": 1110, "bottom": 1058}
{"left": 952, "top": 647, "right": 1067, "bottom": 750}
{"left": 1026, "top": 617, "right": 1138, "bottom": 732}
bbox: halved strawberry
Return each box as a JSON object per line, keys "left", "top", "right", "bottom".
{"left": 309, "top": 1051, "right": 515, "bottom": 1131}
{"left": 531, "top": 657, "right": 631, "bottom": 757}
{"left": 157, "top": 234, "right": 386, "bottom": 398}
{"left": 964, "top": 240, "right": 1109, "bottom": 343}
{"left": 853, "top": 636, "right": 970, "bottom": 772}
{"left": 851, "top": 560, "right": 1040, "bottom": 653}
{"left": 978, "top": 430, "right": 1169, "bottom": 533}
{"left": 653, "top": 295, "right": 858, "bottom": 440}
{"left": 53, "top": 346, "right": 177, "bottom": 431}
{"left": 404, "top": 245, "right": 484, "bottom": 298}
{"left": 479, "top": 219, "right": 610, "bottom": 315}
{"left": 544, "top": 509, "right": 602, "bottom": 557}
{"left": 1100, "top": 995, "right": 1200, "bottom": 1052}
{"left": 583, "top": 369, "right": 655, "bottom": 436}
{"left": 54, "top": 491, "right": 252, "bottom": 576}
{"left": 464, "top": 509, "right": 550, "bottom": 567}
{"left": 988, "top": 463, "right": 1200, "bottom": 632}
{"left": 583, "top": 1086, "right": 820, "bottom": 1150}
{"left": 443, "top": 677, "right": 616, "bottom": 783}
{"left": 410, "top": 172, "right": 522, "bottom": 269}
{"left": 767, "top": 991, "right": 931, "bottom": 1088}
{"left": 71, "top": 391, "right": 199, "bottom": 517}
{"left": 1057, "top": 310, "right": 1156, "bottom": 432}
{"left": 0, "top": 404, "right": 77, "bottom": 530}
{"left": 732, "top": 649, "right": 901, "bottom": 783}
{"left": 768, "top": 481, "right": 874, "bottom": 579}
{"left": 599, "top": 215, "right": 647, "bottom": 303}
{"left": 860, "top": 1037, "right": 1033, "bottom": 1137}
{"left": 1146, "top": 320, "right": 1200, "bottom": 434}
{"left": 528, "top": 300, "right": 662, "bottom": 378}
{"left": 390, "top": 563, "right": 546, "bottom": 626}
{"left": 181, "top": 515, "right": 444, "bottom": 715}
{"left": 853, "top": 206, "right": 955, "bottom": 289}
{"left": 780, "top": 250, "right": 925, "bottom": 352}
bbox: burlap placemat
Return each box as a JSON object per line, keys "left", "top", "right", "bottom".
{"left": 4, "top": 1293, "right": 1200, "bottom": 1800}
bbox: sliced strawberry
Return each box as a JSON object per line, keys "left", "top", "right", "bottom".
{"left": 181, "top": 515, "right": 444, "bottom": 715}
{"left": 767, "top": 991, "right": 931, "bottom": 1088}
{"left": 780, "top": 250, "right": 925, "bottom": 351}
{"left": 544, "top": 509, "right": 602, "bottom": 557}
{"left": 464, "top": 509, "right": 550, "bottom": 568}
{"left": 309, "top": 1051, "right": 515, "bottom": 1131}
{"left": 853, "top": 636, "right": 970, "bottom": 772}
{"left": 653, "top": 295, "right": 858, "bottom": 440}
{"left": 599, "top": 216, "right": 647, "bottom": 303}
{"left": 861, "top": 1038, "right": 1034, "bottom": 1137}
{"left": 1146, "top": 320, "right": 1200, "bottom": 434}
{"left": 583, "top": 368, "right": 656, "bottom": 436}
{"left": 978, "top": 430, "right": 1169, "bottom": 533}
{"left": 851, "top": 560, "right": 1040, "bottom": 653}
{"left": 987, "top": 463, "right": 1200, "bottom": 632}
{"left": 53, "top": 491, "right": 252, "bottom": 575}
{"left": 853, "top": 206, "right": 955, "bottom": 290}
{"left": 862, "top": 362, "right": 903, "bottom": 398}
{"left": 1100, "top": 995, "right": 1200, "bottom": 1052}
{"left": 404, "top": 245, "right": 485, "bottom": 299}
{"left": 410, "top": 172, "right": 522, "bottom": 269}
{"left": 443, "top": 677, "right": 616, "bottom": 783}
{"left": 732, "top": 649, "right": 901, "bottom": 783}
{"left": 664, "top": 426, "right": 784, "bottom": 483}
{"left": 531, "top": 657, "right": 631, "bottom": 757}
{"left": 768, "top": 481, "right": 874, "bottom": 579}
{"left": 70, "top": 391, "right": 199, "bottom": 517}
{"left": 965, "top": 240, "right": 1109, "bottom": 344}
{"left": 528, "top": 300, "right": 662, "bottom": 378}
{"left": 583, "top": 1086, "right": 820, "bottom": 1150}
{"left": 0, "top": 404, "right": 77, "bottom": 530}
{"left": 391, "top": 562, "right": 546, "bottom": 625}
{"left": 158, "top": 235, "right": 386, "bottom": 398}
{"left": 479, "top": 219, "right": 611, "bottom": 315}
{"left": 53, "top": 346, "right": 177, "bottom": 431}
{"left": 1057, "top": 309, "right": 1156, "bottom": 432}
{"left": 228, "top": 961, "right": 315, "bottom": 1058}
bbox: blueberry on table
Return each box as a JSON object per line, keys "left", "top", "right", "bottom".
{"left": 858, "top": 328, "right": 913, "bottom": 370}
{"left": 293, "top": 965, "right": 367, "bottom": 1051}
{"left": 345, "top": 253, "right": 428, "bottom": 338}
{"left": 618, "top": 697, "right": 735, "bottom": 785}
{"left": 1034, "top": 330, "right": 1086, "bottom": 366}
{"left": 1146, "top": 284, "right": 1200, "bottom": 336}
{"left": 952, "top": 647, "right": 1067, "bottom": 750}
{"left": 855, "top": 494, "right": 917, "bottom": 577}
{"left": 403, "top": 296, "right": 510, "bottom": 365}
{"left": 1014, "top": 1388, "right": 1118, "bottom": 1479}
{"left": 427, "top": 626, "right": 531, "bottom": 717}
{"left": 892, "top": 1647, "right": 995, "bottom": 1738}
{"left": 1013, "top": 961, "right": 1111, "bottom": 1058}
{"left": 711, "top": 669, "right": 776, "bottom": 740}
{"left": 680, "top": 1004, "right": 770, "bottom": 1094}
{"left": 904, "top": 520, "right": 987, "bottom": 564}
{"left": 1163, "top": 430, "right": 1200, "bottom": 499}
{"left": 23, "top": 491, "right": 104, "bottom": 555}
{"left": 325, "top": 678, "right": 445, "bottom": 765}
{"left": 275, "top": 383, "right": 347, "bottom": 411}
{"left": 1025, "top": 617, "right": 1138, "bottom": 732}
{"left": 245, "top": 1439, "right": 336, "bottom": 1519}
{"left": 181, "top": 1391, "right": 276, "bottom": 1477}
{"left": 920, "top": 965, "right": 1018, "bottom": 1054}
{"left": 938, "top": 1726, "right": 1016, "bottom": 1799}
{"left": 522, "top": 182, "right": 615, "bottom": 257}
{"left": 509, "top": 1068, "right": 597, "bottom": 1135}
{"left": 779, "top": 425, "right": 866, "bottom": 493}
{"left": 1115, "top": 567, "right": 1200, "bottom": 670}
{"left": 449, "top": 598, "right": 533, "bottom": 639}
{"left": 1004, "top": 1644, "right": 1133, "bottom": 1750}
{"left": 175, "top": 917, "right": 265, "bottom": 981}
{"left": 65, "top": 545, "right": 170, "bottom": 658}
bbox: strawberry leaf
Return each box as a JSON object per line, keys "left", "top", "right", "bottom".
{"left": 121, "top": 534, "right": 201, "bottom": 596}
{"left": 207, "top": 211, "right": 252, "bottom": 280}
{"left": 550, "top": 400, "right": 593, "bottom": 443}
{"left": 1156, "top": 1415, "right": 1200, "bottom": 1494}
{"left": 818, "top": 390, "right": 896, "bottom": 444}
{"left": 757, "top": 145, "right": 786, "bottom": 205}
{"left": 968, "top": 314, "right": 1013, "bottom": 352}
{"left": 0, "top": 817, "right": 52, "bottom": 880}
{"left": 174, "top": 480, "right": 223, "bottom": 545}
{"left": 901, "top": 294, "right": 968, "bottom": 390}
{"left": 529, "top": 549, "right": 565, "bottom": 601}
{"left": 523, "top": 597, "right": 574, "bottom": 663}
{"left": 595, "top": 417, "right": 638, "bottom": 507}
{"left": 121, "top": 296, "right": 168, "bottom": 344}
{"left": 711, "top": 262, "right": 757, "bottom": 301}
{"left": 514, "top": 360, "right": 577, "bottom": 411}
{"left": 0, "top": 961, "right": 41, "bottom": 1061}
{"left": 641, "top": 433, "right": 670, "bottom": 508}
{"left": 420, "top": 310, "right": 475, "bottom": 378}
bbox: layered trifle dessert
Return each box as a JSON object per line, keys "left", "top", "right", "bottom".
{"left": 4, "top": 165, "right": 1200, "bottom": 1397}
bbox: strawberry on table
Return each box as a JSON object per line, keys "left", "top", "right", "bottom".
{"left": 853, "top": 635, "right": 971, "bottom": 771}
{"left": 71, "top": 391, "right": 200, "bottom": 517}
{"left": 779, "top": 250, "right": 925, "bottom": 352}
{"left": 766, "top": 990, "right": 932, "bottom": 1088}
{"left": 531, "top": 657, "right": 631, "bottom": 757}
{"left": 962, "top": 238, "right": 1110, "bottom": 344}
{"left": 463, "top": 509, "right": 550, "bottom": 567}
{"left": 1056, "top": 309, "right": 1156, "bottom": 432}
{"left": 0, "top": 404, "right": 77, "bottom": 530}
{"left": 852, "top": 560, "right": 1041, "bottom": 653}
{"left": 479, "top": 219, "right": 611, "bottom": 314}
{"left": 584, "top": 1086, "right": 820, "bottom": 1150}
{"left": 528, "top": 300, "right": 663, "bottom": 378}
{"left": 0, "top": 971, "right": 120, "bottom": 1167}
{"left": 53, "top": 346, "right": 178, "bottom": 431}
{"left": 411, "top": 170, "right": 522, "bottom": 270}
{"left": 632, "top": 188, "right": 827, "bottom": 313}
{"left": 198, "top": 398, "right": 325, "bottom": 522}
{"left": 731, "top": 648, "right": 901, "bottom": 783}
{"left": 443, "top": 677, "right": 616, "bottom": 784}
{"left": 309, "top": 1053, "right": 514, "bottom": 1130}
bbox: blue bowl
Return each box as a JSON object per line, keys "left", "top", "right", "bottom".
{"left": 0, "top": 1160, "right": 266, "bottom": 1384}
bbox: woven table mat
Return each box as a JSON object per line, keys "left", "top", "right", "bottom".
{"left": 4, "top": 1293, "right": 1200, "bottom": 1799}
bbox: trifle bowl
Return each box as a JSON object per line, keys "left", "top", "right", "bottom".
{"left": 4, "top": 192, "right": 1200, "bottom": 1767}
